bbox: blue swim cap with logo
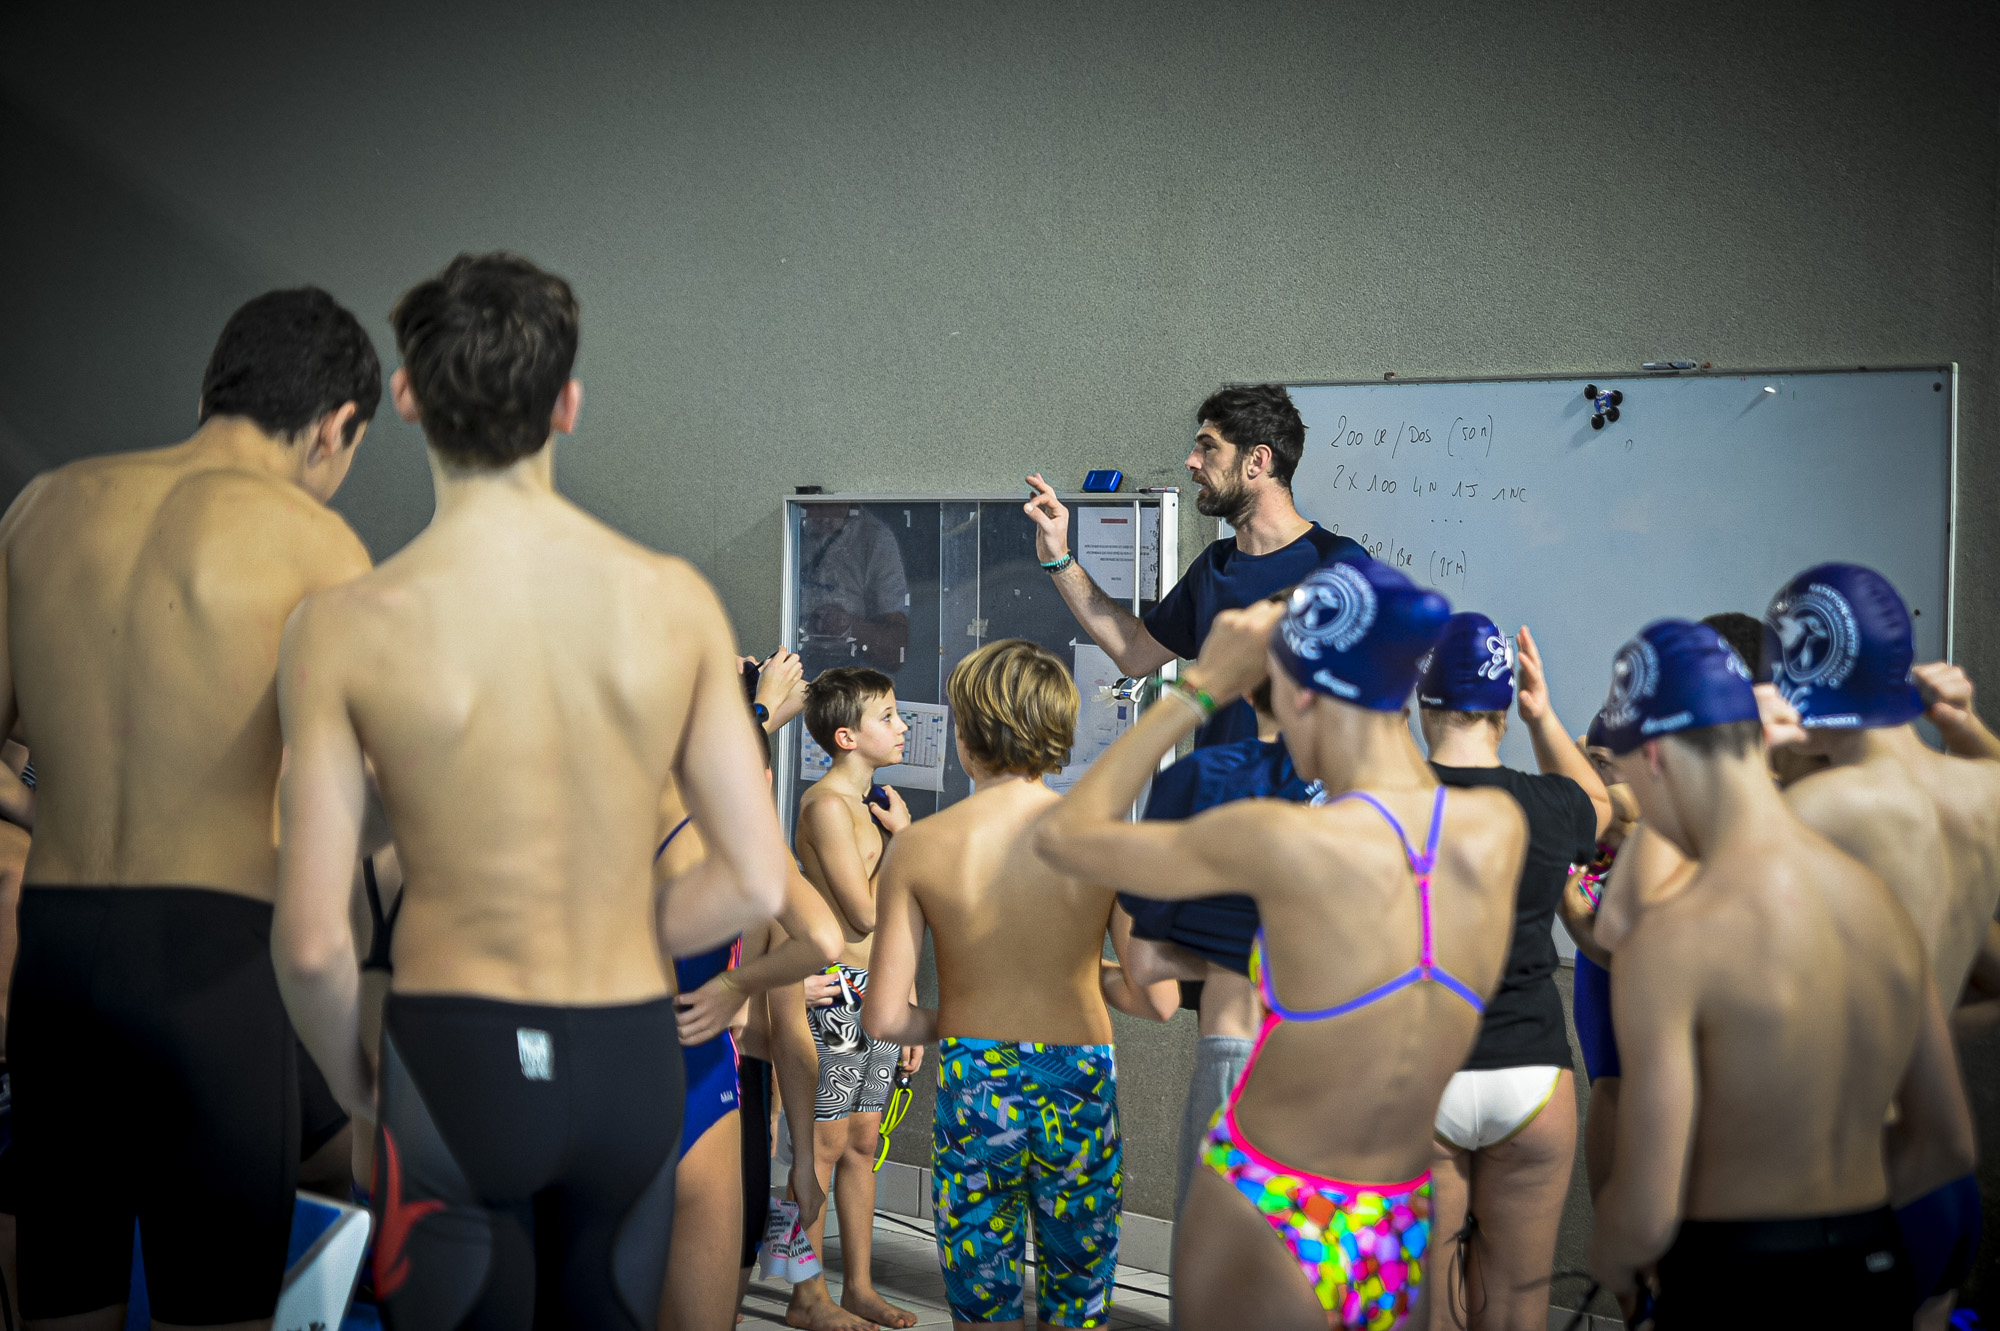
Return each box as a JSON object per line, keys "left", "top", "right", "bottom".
{"left": 1417, "top": 612, "right": 1515, "bottom": 711}
{"left": 1270, "top": 557, "right": 1451, "bottom": 712}
{"left": 1763, "top": 563, "right": 1924, "bottom": 730}
{"left": 1596, "top": 619, "right": 1760, "bottom": 755}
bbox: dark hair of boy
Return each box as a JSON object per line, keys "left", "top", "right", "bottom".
{"left": 199, "top": 287, "right": 381, "bottom": 442}
{"left": 1194, "top": 384, "right": 1306, "bottom": 488}
{"left": 945, "top": 639, "right": 1078, "bottom": 778}
{"left": 390, "top": 252, "right": 580, "bottom": 470}
{"left": 1701, "top": 611, "right": 1765, "bottom": 677}
{"left": 804, "top": 667, "right": 895, "bottom": 755}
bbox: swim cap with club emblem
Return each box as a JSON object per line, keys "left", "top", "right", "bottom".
{"left": 1596, "top": 619, "right": 1760, "bottom": 755}
{"left": 1417, "top": 612, "right": 1515, "bottom": 711}
{"left": 1270, "top": 556, "right": 1451, "bottom": 712}
{"left": 1763, "top": 563, "right": 1924, "bottom": 730}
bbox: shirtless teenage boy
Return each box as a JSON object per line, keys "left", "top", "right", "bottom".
{"left": 1586, "top": 619, "right": 1975, "bottom": 1328}
{"left": 1761, "top": 563, "right": 1999, "bottom": 1319}
{"left": 274, "top": 253, "right": 787, "bottom": 1328}
{"left": 791, "top": 667, "right": 919, "bottom": 1331}
{"left": 1, "top": 286, "right": 377, "bottom": 1329}
{"left": 865, "top": 639, "right": 1175, "bottom": 1331}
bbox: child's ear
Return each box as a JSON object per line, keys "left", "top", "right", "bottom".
{"left": 834, "top": 726, "right": 859, "bottom": 752}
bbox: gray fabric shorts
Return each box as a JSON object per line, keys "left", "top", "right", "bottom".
{"left": 1175, "top": 1033, "right": 1256, "bottom": 1221}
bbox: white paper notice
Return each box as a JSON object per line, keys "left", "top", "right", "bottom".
{"left": 1077, "top": 508, "right": 1161, "bottom": 602}
{"left": 798, "top": 699, "right": 952, "bottom": 793}
{"left": 1046, "top": 644, "right": 1135, "bottom": 795}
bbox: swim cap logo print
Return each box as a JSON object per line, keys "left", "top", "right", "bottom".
{"left": 1763, "top": 563, "right": 1925, "bottom": 731}
{"left": 1770, "top": 583, "right": 1860, "bottom": 699}
{"left": 1478, "top": 633, "right": 1512, "bottom": 682}
{"left": 1282, "top": 561, "right": 1378, "bottom": 662}
{"left": 1603, "top": 637, "right": 1660, "bottom": 730}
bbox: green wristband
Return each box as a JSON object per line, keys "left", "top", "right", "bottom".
{"left": 1165, "top": 679, "right": 1217, "bottom": 721}
{"left": 1041, "top": 552, "right": 1074, "bottom": 574}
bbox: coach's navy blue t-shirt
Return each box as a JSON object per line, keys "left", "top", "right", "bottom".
{"left": 1117, "top": 737, "right": 1315, "bottom": 975}
{"left": 1142, "top": 523, "right": 1365, "bottom": 747}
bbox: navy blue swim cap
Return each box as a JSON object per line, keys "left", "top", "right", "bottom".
{"left": 1596, "top": 619, "right": 1760, "bottom": 755}
{"left": 1585, "top": 709, "right": 1609, "bottom": 752}
{"left": 1417, "top": 612, "right": 1514, "bottom": 711}
{"left": 1763, "top": 564, "right": 1924, "bottom": 730}
{"left": 1270, "top": 557, "right": 1451, "bottom": 712}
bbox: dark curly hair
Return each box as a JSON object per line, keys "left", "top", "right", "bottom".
{"left": 199, "top": 287, "right": 379, "bottom": 442}
{"left": 391, "top": 252, "right": 579, "bottom": 470}
{"left": 1196, "top": 384, "right": 1306, "bottom": 488}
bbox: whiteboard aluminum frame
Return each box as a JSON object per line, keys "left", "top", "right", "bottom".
{"left": 777, "top": 490, "right": 1180, "bottom": 822}
{"left": 1255, "top": 364, "right": 1959, "bottom": 657}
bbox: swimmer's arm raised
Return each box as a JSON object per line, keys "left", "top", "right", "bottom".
{"left": 1887, "top": 973, "right": 1978, "bottom": 1204}
{"left": 1914, "top": 662, "right": 2000, "bottom": 762}
{"left": 1515, "top": 626, "right": 1613, "bottom": 838}
{"left": 1044, "top": 602, "right": 1289, "bottom": 892}
{"left": 800, "top": 797, "right": 879, "bottom": 933}
{"left": 1588, "top": 922, "right": 1700, "bottom": 1297}
{"left": 657, "top": 581, "right": 788, "bottom": 951}
{"left": 860, "top": 843, "right": 937, "bottom": 1046}
{"left": 273, "top": 598, "right": 373, "bottom": 1117}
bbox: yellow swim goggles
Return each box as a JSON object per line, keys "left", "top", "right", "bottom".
{"left": 873, "top": 1065, "right": 914, "bottom": 1172}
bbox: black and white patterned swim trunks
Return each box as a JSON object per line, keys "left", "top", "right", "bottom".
{"left": 807, "top": 964, "right": 902, "bottom": 1121}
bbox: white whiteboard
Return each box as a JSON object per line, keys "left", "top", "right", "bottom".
{"left": 1285, "top": 368, "right": 1956, "bottom": 772}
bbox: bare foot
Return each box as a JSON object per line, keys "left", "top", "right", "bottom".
{"left": 842, "top": 1288, "right": 918, "bottom": 1329}
{"left": 785, "top": 1287, "right": 877, "bottom": 1331}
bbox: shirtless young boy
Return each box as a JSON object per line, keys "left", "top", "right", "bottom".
{"left": 0, "top": 287, "right": 377, "bottom": 1330}
{"left": 791, "top": 667, "right": 920, "bottom": 1330}
{"left": 1759, "top": 563, "right": 1999, "bottom": 1321}
{"left": 273, "top": 253, "right": 788, "bottom": 1328}
{"left": 864, "top": 639, "right": 1175, "bottom": 1331}
{"left": 1586, "top": 619, "right": 1975, "bottom": 1328}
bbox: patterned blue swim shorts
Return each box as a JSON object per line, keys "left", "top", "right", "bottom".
{"left": 932, "top": 1038, "right": 1121, "bottom": 1326}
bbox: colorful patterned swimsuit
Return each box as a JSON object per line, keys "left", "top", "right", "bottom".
{"left": 932, "top": 1038, "right": 1121, "bottom": 1326}
{"left": 1200, "top": 786, "right": 1482, "bottom": 1331}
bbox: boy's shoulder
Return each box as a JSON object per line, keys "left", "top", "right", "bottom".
{"left": 798, "top": 779, "right": 866, "bottom": 834}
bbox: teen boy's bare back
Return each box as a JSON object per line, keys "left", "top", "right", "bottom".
{"left": 0, "top": 435, "right": 367, "bottom": 893}
{"left": 873, "top": 778, "right": 1115, "bottom": 1045}
{"left": 282, "top": 478, "right": 774, "bottom": 1004}
{"left": 797, "top": 783, "right": 888, "bottom": 969}
{"left": 1611, "top": 824, "right": 1935, "bottom": 1221}
{"left": 1785, "top": 742, "right": 2000, "bottom": 1010}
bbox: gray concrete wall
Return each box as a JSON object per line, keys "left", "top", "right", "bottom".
{"left": 2, "top": 0, "right": 1995, "bottom": 1309}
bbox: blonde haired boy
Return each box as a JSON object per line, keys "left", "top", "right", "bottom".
{"left": 865, "top": 639, "right": 1173, "bottom": 1330}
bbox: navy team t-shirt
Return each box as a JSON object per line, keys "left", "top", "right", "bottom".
{"left": 1117, "top": 737, "right": 1314, "bottom": 975}
{"left": 1142, "top": 523, "right": 1365, "bottom": 748}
